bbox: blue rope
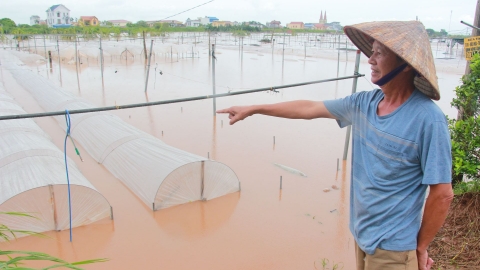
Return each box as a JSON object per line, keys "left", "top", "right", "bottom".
{"left": 64, "top": 110, "right": 73, "bottom": 242}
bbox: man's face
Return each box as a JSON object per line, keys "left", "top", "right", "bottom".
{"left": 367, "top": 40, "right": 400, "bottom": 84}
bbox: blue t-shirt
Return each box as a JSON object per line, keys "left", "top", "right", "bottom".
{"left": 324, "top": 89, "right": 451, "bottom": 255}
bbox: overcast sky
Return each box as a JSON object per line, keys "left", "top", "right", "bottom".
{"left": 1, "top": 0, "right": 477, "bottom": 34}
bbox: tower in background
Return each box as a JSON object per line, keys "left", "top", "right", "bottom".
{"left": 319, "top": 11, "right": 327, "bottom": 24}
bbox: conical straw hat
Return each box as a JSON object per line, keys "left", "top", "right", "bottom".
{"left": 344, "top": 21, "right": 440, "bottom": 100}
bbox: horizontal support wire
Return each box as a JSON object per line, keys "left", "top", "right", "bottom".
{"left": 0, "top": 74, "right": 364, "bottom": 121}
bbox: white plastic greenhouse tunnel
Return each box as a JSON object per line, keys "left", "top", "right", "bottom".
{"left": 1, "top": 51, "right": 240, "bottom": 211}
{"left": 0, "top": 81, "right": 112, "bottom": 237}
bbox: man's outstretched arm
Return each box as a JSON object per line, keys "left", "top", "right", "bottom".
{"left": 216, "top": 100, "right": 335, "bottom": 125}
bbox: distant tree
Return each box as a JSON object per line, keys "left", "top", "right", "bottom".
{"left": 440, "top": 29, "right": 448, "bottom": 36}
{"left": 153, "top": 22, "right": 163, "bottom": 30}
{"left": 136, "top": 20, "right": 148, "bottom": 28}
{"left": 0, "top": 18, "right": 16, "bottom": 28}
{"left": 0, "top": 18, "right": 17, "bottom": 33}
{"left": 426, "top": 28, "right": 435, "bottom": 37}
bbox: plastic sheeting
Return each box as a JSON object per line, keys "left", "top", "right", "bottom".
{"left": 0, "top": 82, "right": 112, "bottom": 236}
{"left": 2, "top": 51, "right": 240, "bottom": 211}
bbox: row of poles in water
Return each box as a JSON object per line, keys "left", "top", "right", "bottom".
{"left": 1, "top": 34, "right": 362, "bottom": 165}
{"left": 2, "top": 32, "right": 355, "bottom": 95}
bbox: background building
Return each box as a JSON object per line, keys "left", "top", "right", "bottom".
{"left": 319, "top": 11, "right": 327, "bottom": 24}
{"left": 185, "top": 18, "right": 201, "bottom": 27}
{"left": 212, "top": 21, "right": 232, "bottom": 27}
{"left": 266, "top": 20, "right": 281, "bottom": 28}
{"left": 107, "top": 19, "right": 131, "bottom": 27}
{"left": 79, "top": 16, "right": 99, "bottom": 26}
{"left": 46, "top": 4, "right": 71, "bottom": 27}
{"left": 287, "top": 22, "right": 305, "bottom": 29}
{"left": 30, "top": 15, "right": 41, "bottom": 25}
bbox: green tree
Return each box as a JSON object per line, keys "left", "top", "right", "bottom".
{"left": 0, "top": 18, "right": 17, "bottom": 33}
{"left": 136, "top": 20, "right": 148, "bottom": 28}
{"left": 426, "top": 28, "right": 435, "bottom": 37}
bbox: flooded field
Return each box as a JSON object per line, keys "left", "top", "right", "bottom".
{"left": 0, "top": 32, "right": 466, "bottom": 269}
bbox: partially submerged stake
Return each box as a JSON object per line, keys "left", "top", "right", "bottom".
{"left": 144, "top": 40, "right": 154, "bottom": 92}
{"left": 48, "top": 51, "right": 52, "bottom": 69}
{"left": 280, "top": 176, "right": 283, "bottom": 189}
{"left": 74, "top": 36, "right": 80, "bottom": 91}
{"left": 99, "top": 37, "right": 104, "bottom": 89}
{"left": 56, "top": 38, "right": 62, "bottom": 86}
{"left": 211, "top": 44, "right": 217, "bottom": 115}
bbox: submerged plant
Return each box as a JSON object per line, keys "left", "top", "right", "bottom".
{"left": 0, "top": 212, "right": 108, "bottom": 269}
{"left": 321, "top": 258, "right": 329, "bottom": 269}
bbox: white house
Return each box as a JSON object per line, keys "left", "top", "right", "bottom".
{"left": 199, "top": 16, "right": 211, "bottom": 25}
{"left": 185, "top": 18, "right": 201, "bottom": 27}
{"left": 30, "top": 15, "right": 41, "bottom": 25}
{"left": 46, "top": 4, "right": 71, "bottom": 27}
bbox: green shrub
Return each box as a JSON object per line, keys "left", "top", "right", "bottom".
{"left": 449, "top": 54, "right": 480, "bottom": 190}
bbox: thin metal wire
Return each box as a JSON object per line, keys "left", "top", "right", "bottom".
{"left": 161, "top": 0, "right": 215, "bottom": 20}
{"left": 0, "top": 74, "right": 364, "bottom": 121}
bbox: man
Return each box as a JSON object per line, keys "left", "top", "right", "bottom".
{"left": 217, "top": 21, "right": 453, "bottom": 270}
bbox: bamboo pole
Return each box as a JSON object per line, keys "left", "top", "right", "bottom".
{"left": 143, "top": 31, "right": 147, "bottom": 61}
{"left": 99, "top": 37, "right": 104, "bottom": 88}
{"left": 145, "top": 40, "right": 154, "bottom": 92}
{"left": 56, "top": 38, "right": 62, "bottom": 85}
{"left": 212, "top": 44, "right": 217, "bottom": 115}
{"left": 74, "top": 35, "right": 80, "bottom": 91}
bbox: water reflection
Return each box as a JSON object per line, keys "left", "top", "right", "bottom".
{"left": 154, "top": 192, "right": 239, "bottom": 238}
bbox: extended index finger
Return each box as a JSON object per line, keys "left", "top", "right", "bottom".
{"left": 216, "top": 108, "right": 232, "bottom": 114}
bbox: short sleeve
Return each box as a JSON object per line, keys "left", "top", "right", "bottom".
{"left": 420, "top": 120, "right": 452, "bottom": 185}
{"left": 324, "top": 93, "right": 361, "bottom": 128}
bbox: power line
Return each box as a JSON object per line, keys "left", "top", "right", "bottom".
{"left": 161, "top": 0, "right": 215, "bottom": 21}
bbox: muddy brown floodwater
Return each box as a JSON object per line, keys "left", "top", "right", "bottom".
{"left": 0, "top": 36, "right": 466, "bottom": 269}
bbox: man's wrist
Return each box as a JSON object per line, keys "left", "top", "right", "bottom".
{"left": 416, "top": 246, "right": 428, "bottom": 253}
